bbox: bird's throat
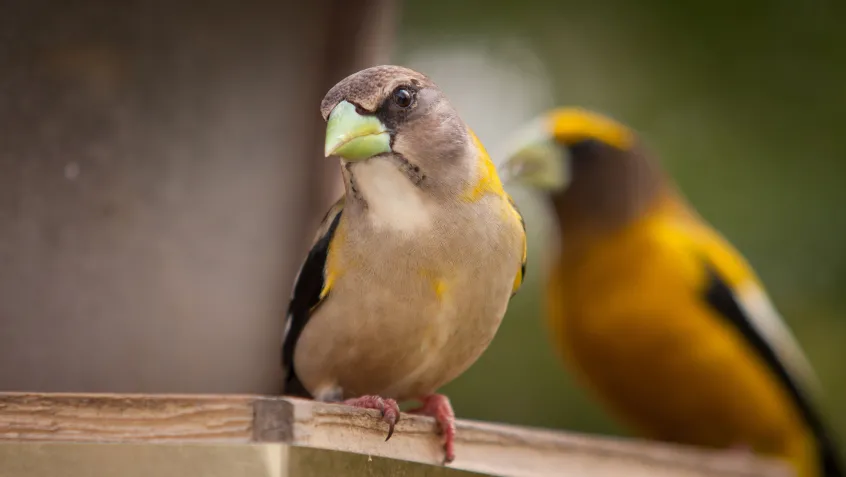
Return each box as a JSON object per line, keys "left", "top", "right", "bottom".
{"left": 348, "top": 157, "right": 432, "bottom": 234}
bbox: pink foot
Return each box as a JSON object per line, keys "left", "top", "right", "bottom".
{"left": 408, "top": 394, "right": 456, "bottom": 464}
{"left": 343, "top": 395, "right": 401, "bottom": 441}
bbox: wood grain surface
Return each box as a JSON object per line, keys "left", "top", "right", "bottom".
{"left": 0, "top": 392, "right": 792, "bottom": 477}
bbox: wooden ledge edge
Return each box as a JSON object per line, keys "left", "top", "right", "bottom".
{"left": 0, "top": 392, "right": 791, "bottom": 477}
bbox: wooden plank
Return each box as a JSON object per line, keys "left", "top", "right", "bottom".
{"left": 0, "top": 392, "right": 791, "bottom": 477}
{"left": 0, "top": 393, "right": 257, "bottom": 443}
{"left": 0, "top": 442, "right": 487, "bottom": 477}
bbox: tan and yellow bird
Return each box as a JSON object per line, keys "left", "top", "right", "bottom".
{"left": 281, "top": 65, "right": 527, "bottom": 463}
{"left": 500, "top": 107, "right": 842, "bottom": 477}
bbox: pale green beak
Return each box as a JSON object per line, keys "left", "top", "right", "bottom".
{"left": 324, "top": 100, "right": 392, "bottom": 160}
{"left": 498, "top": 120, "right": 570, "bottom": 191}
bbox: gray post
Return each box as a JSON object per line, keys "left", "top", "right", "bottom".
{"left": 0, "top": 0, "right": 397, "bottom": 394}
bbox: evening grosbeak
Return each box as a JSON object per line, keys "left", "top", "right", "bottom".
{"left": 500, "top": 107, "right": 843, "bottom": 477}
{"left": 281, "top": 65, "right": 527, "bottom": 464}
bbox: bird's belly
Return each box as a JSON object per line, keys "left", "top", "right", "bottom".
{"left": 561, "top": 306, "right": 801, "bottom": 450}
{"left": 295, "top": 243, "right": 515, "bottom": 401}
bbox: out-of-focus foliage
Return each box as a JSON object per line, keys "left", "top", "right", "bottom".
{"left": 395, "top": 0, "right": 846, "bottom": 452}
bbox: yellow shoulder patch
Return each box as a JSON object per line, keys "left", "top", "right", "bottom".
{"left": 319, "top": 265, "right": 337, "bottom": 300}
{"left": 548, "top": 107, "right": 635, "bottom": 150}
{"left": 316, "top": 199, "right": 346, "bottom": 301}
{"left": 462, "top": 129, "right": 508, "bottom": 203}
{"left": 458, "top": 128, "right": 527, "bottom": 296}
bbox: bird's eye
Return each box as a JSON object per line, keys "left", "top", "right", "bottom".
{"left": 392, "top": 88, "right": 414, "bottom": 108}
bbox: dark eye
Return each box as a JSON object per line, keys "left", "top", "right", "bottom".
{"left": 392, "top": 88, "right": 413, "bottom": 108}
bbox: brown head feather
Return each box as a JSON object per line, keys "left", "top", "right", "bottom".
{"left": 320, "top": 65, "right": 475, "bottom": 204}
{"left": 551, "top": 139, "right": 668, "bottom": 234}
{"left": 320, "top": 65, "right": 432, "bottom": 118}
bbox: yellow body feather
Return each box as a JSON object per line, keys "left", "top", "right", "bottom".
{"left": 547, "top": 194, "right": 818, "bottom": 475}
{"left": 503, "top": 108, "right": 841, "bottom": 477}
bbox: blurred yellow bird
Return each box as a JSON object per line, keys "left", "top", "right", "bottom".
{"left": 500, "top": 107, "right": 843, "bottom": 477}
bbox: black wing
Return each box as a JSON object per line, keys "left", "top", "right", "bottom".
{"left": 703, "top": 264, "right": 843, "bottom": 476}
{"left": 281, "top": 199, "right": 344, "bottom": 398}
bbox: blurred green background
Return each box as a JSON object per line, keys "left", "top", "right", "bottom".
{"left": 394, "top": 0, "right": 846, "bottom": 453}
{"left": 1, "top": 0, "right": 842, "bottom": 463}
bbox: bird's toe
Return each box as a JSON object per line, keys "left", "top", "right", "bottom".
{"left": 381, "top": 398, "right": 400, "bottom": 441}
{"left": 343, "top": 395, "right": 401, "bottom": 441}
{"left": 411, "top": 394, "right": 456, "bottom": 464}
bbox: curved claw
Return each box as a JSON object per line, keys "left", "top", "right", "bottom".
{"left": 343, "top": 395, "right": 400, "bottom": 441}
{"left": 382, "top": 399, "right": 400, "bottom": 441}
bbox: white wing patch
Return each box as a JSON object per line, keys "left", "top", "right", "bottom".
{"left": 735, "top": 281, "right": 822, "bottom": 395}
{"left": 282, "top": 312, "right": 293, "bottom": 343}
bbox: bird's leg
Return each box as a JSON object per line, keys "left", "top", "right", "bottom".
{"left": 343, "top": 395, "right": 401, "bottom": 441}
{"left": 408, "top": 394, "right": 456, "bottom": 464}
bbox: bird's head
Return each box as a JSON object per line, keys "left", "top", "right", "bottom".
{"left": 321, "top": 65, "right": 474, "bottom": 195}
{"left": 500, "top": 107, "right": 667, "bottom": 229}
{"left": 498, "top": 107, "right": 637, "bottom": 194}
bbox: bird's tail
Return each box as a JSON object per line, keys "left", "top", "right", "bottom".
{"left": 819, "top": 434, "right": 844, "bottom": 477}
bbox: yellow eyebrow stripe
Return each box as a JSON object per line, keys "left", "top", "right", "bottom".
{"left": 547, "top": 107, "right": 635, "bottom": 150}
